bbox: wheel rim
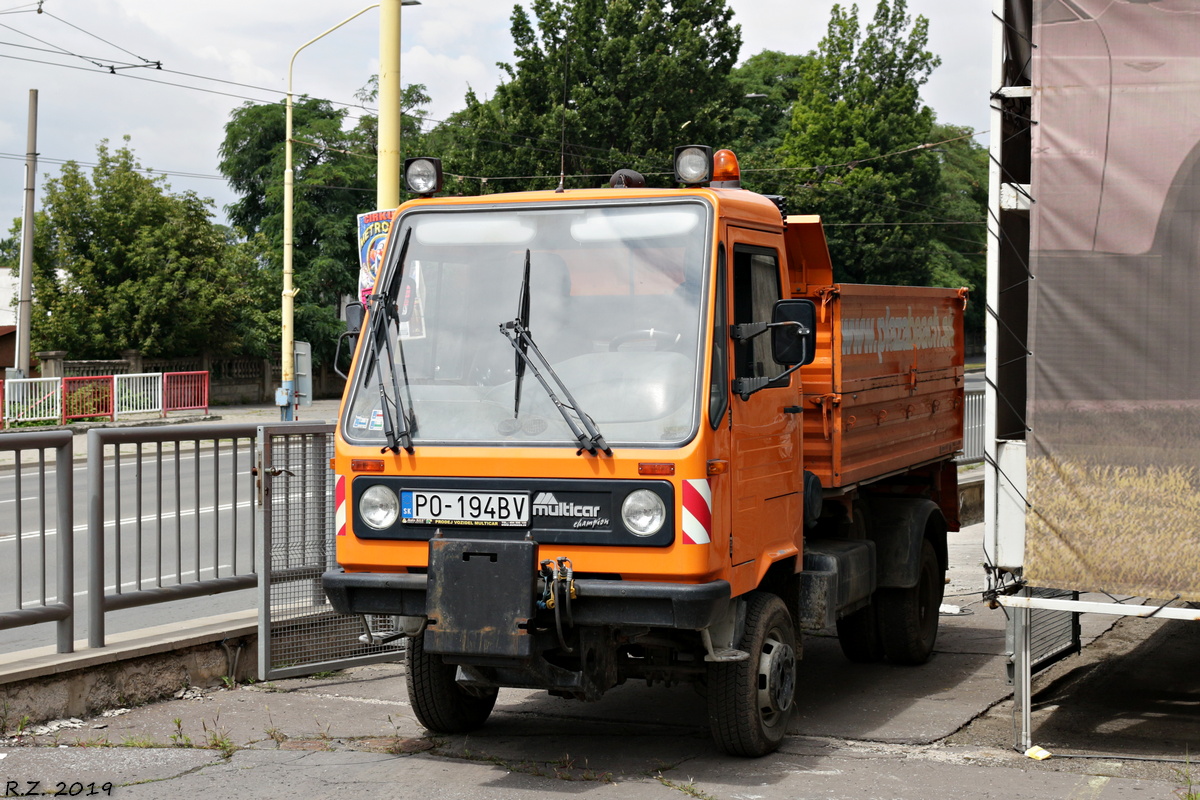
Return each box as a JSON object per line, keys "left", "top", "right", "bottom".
{"left": 756, "top": 628, "right": 796, "bottom": 725}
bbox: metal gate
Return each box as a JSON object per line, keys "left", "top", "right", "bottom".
{"left": 1006, "top": 586, "right": 1081, "bottom": 684}
{"left": 256, "top": 423, "right": 404, "bottom": 680}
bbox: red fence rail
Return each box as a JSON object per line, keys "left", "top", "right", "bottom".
{"left": 62, "top": 376, "right": 115, "bottom": 424}
{"left": 163, "top": 371, "right": 209, "bottom": 415}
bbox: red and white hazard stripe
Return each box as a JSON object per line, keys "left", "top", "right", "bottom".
{"left": 335, "top": 475, "right": 347, "bottom": 536}
{"left": 681, "top": 478, "right": 712, "bottom": 545}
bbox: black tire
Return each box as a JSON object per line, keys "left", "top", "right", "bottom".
{"left": 707, "top": 592, "right": 797, "bottom": 757}
{"left": 877, "top": 538, "right": 944, "bottom": 665}
{"left": 835, "top": 600, "right": 884, "bottom": 663}
{"left": 405, "top": 631, "right": 498, "bottom": 734}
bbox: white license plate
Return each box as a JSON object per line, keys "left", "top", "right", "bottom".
{"left": 400, "top": 490, "right": 530, "bottom": 527}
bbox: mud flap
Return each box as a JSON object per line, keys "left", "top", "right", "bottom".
{"left": 425, "top": 538, "right": 537, "bottom": 658}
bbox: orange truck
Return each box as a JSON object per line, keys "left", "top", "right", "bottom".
{"left": 323, "top": 146, "right": 966, "bottom": 757}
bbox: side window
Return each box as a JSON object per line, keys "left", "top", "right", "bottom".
{"left": 709, "top": 245, "right": 728, "bottom": 428}
{"left": 732, "top": 246, "right": 782, "bottom": 381}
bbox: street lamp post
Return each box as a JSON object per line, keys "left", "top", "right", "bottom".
{"left": 280, "top": 1, "right": 418, "bottom": 421}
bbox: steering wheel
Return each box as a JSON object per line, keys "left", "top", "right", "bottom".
{"left": 608, "top": 328, "right": 683, "bottom": 351}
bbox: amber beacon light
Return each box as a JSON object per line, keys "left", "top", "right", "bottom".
{"left": 711, "top": 149, "right": 741, "bottom": 188}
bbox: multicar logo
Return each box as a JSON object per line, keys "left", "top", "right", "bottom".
{"left": 532, "top": 492, "right": 601, "bottom": 519}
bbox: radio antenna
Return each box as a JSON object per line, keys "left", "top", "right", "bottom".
{"left": 556, "top": 25, "right": 571, "bottom": 193}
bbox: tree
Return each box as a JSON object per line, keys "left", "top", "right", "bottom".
{"left": 11, "top": 139, "right": 266, "bottom": 359}
{"left": 218, "top": 83, "right": 430, "bottom": 363}
{"left": 725, "top": 50, "right": 812, "bottom": 195}
{"left": 779, "top": 0, "right": 944, "bottom": 287}
{"left": 926, "top": 121, "right": 988, "bottom": 341}
{"left": 425, "top": 0, "right": 743, "bottom": 191}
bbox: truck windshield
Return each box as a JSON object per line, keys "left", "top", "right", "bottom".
{"left": 342, "top": 199, "right": 711, "bottom": 449}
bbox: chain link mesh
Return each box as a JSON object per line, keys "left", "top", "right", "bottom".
{"left": 260, "top": 426, "right": 405, "bottom": 679}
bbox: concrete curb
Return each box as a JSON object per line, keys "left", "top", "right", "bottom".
{"left": 0, "top": 612, "right": 259, "bottom": 729}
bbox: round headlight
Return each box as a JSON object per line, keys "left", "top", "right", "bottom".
{"left": 675, "top": 146, "right": 712, "bottom": 184}
{"left": 622, "top": 489, "right": 666, "bottom": 537}
{"left": 404, "top": 157, "right": 443, "bottom": 195}
{"left": 360, "top": 485, "right": 400, "bottom": 529}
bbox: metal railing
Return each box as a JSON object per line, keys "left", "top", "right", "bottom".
{"left": 63, "top": 376, "right": 115, "bottom": 424}
{"left": 0, "top": 430, "right": 75, "bottom": 653}
{"left": 163, "top": 371, "right": 209, "bottom": 415}
{"left": 0, "top": 372, "right": 209, "bottom": 427}
{"left": 960, "top": 387, "right": 984, "bottom": 465}
{"left": 114, "top": 373, "right": 163, "bottom": 419}
{"left": 2, "top": 377, "right": 62, "bottom": 426}
{"left": 87, "top": 424, "right": 260, "bottom": 648}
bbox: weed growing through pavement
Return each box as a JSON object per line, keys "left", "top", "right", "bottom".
{"left": 263, "top": 707, "right": 287, "bottom": 745}
{"left": 655, "top": 775, "right": 717, "bottom": 800}
{"left": 1176, "top": 753, "right": 1199, "bottom": 800}
{"left": 169, "top": 718, "right": 192, "bottom": 748}
{"left": 201, "top": 713, "right": 237, "bottom": 758}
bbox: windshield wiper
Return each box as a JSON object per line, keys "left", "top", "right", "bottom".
{"left": 363, "top": 228, "right": 417, "bottom": 454}
{"left": 500, "top": 250, "right": 612, "bottom": 457}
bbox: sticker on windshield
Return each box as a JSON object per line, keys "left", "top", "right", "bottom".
{"left": 352, "top": 415, "right": 369, "bottom": 429}
{"left": 369, "top": 409, "right": 384, "bottom": 431}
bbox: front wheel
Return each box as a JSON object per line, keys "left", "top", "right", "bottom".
{"left": 707, "top": 592, "right": 797, "bottom": 757}
{"left": 877, "top": 538, "right": 944, "bottom": 665}
{"left": 405, "top": 631, "right": 498, "bottom": 733}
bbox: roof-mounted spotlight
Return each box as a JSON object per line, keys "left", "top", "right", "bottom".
{"left": 404, "top": 157, "right": 443, "bottom": 197}
{"left": 674, "top": 145, "right": 713, "bottom": 186}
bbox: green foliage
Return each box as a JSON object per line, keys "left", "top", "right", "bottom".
{"left": 425, "top": 0, "right": 743, "bottom": 191}
{"left": 218, "top": 84, "right": 429, "bottom": 364}
{"left": 726, "top": 50, "right": 813, "bottom": 194}
{"left": 13, "top": 138, "right": 266, "bottom": 359}
{"left": 926, "top": 122, "right": 988, "bottom": 339}
{"left": 779, "top": 0, "right": 945, "bottom": 288}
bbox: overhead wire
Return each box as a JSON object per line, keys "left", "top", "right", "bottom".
{"left": 3, "top": 4, "right": 990, "bottom": 237}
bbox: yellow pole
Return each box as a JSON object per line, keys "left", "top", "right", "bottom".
{"left": 378, "top": 0, "right": 402, "bottom": 209}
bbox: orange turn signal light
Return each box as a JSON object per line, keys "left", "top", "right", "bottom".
{"left": 638, "top": 463, "right": 676, "bottom": 476}
{"left": 351, "top": 459, "right": 386, "bottom": 473}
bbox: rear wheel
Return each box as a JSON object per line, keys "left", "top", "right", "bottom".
{"left": 707, "top": 592, "right": 797, "bottom": 757}
{"left": 877, "top": 538, "right": 943, "bottom": 665}
{"left": 405, "top": 631, "right": 498, "bottom": 733}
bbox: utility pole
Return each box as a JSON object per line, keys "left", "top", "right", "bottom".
{"left": 15, "top": 89, "right": 37, "bottom": 379}
{"left": 377, "top": 0, "right": 403, "bottom": 209}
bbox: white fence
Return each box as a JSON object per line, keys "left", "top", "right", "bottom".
{"left": 1, "top": 372, "right": 207, "bottom": 428}
{"left": 961, "top": 388, "right": 984, "bottom": 465}
{"left": 114, "top": 372, "right": 163, "bottom": 419}
{"left": 2, "top": 377, "right": 62, "bottom": 425}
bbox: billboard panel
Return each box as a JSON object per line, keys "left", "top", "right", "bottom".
{"left": 1026, "top": 0, "right": 1200, "bottom": 599}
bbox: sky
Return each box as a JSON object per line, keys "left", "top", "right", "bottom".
{"left": 0, "top": 0, "right": 992, "bottom": 253}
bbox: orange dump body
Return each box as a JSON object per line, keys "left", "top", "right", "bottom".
{"left": 785, "top": 216, "right": 967, "bottom": 489}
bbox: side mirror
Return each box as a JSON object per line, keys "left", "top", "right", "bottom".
{"left": 334, "top": 302, "right": 365, "bottom": 381}
{"left": 771, "top": 299, "right": 817, "bottom": 367}
{"left": 345, "top": 301, "right": 364, "bottom": 333}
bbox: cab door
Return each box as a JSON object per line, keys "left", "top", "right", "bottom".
{"left": 726, "top": 227, "right": 803, "bottom": 566}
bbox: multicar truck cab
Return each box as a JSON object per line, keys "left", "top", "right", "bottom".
{"left": 323, "top": 146, "right": 966, "bottom": 757}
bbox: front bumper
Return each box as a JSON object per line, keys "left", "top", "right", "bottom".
{"left": 322, "top": 569, "right": 730, "bottom": 631}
